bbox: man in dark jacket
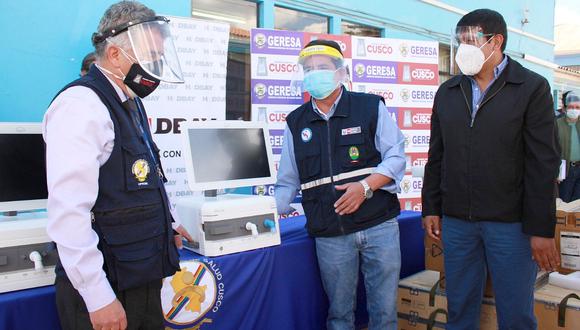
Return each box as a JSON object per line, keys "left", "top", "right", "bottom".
{"left": 422, "top": 9, "right": 561, "bottom": 329}
{"left": 557, "top": 91, "right": 580, "bottom": 202}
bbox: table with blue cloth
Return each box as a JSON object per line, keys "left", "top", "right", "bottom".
{"left": 0, "top": 211, "right": 424, "bottom": 330}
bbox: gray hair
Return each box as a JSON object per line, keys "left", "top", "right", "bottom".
{"left": 94, "top": 1, "right": 155, "bottom": 58}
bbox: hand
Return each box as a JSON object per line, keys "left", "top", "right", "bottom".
{"left": 174, "top": 225, "right": 194, "bottom": 250}
{"left": 89, "top": 299, "right": 127, "bottom": 330}
{"left": 334, "top": 182, "right": 365, "bottom": 215}
{"left": 422, "top": 215, "right": 442, "bottom": 241}
{"left": 531, "top": 236, "right": 560, "bottom": 271}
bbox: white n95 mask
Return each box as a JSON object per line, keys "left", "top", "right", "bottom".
{"left": 455, "top": 37, "right": 495, "bottom": 76}
{"left": 566, "top": 109, "right": 580, "bottom": 120}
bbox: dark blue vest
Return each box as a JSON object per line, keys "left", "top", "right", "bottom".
{"left": 52, "top": 65, "right": 179, "bottom": 291}
{"left": 286, "top": 89, "right": 400, "bottom": 237}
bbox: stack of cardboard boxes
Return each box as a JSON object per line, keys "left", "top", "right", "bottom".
{"left": 397, "top": 211, "right": 580, "bottom": 330}
{"left": 423, "top": 235, "right": 494, "bottom": 296}
{"left": 555, "top": 209, "right": 580, "bottom": 274}
{"left": 397, "top": 270, "right": 499, "bottom": 329}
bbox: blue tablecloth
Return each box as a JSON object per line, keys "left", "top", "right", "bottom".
{"left": 0, "top": 211, "right": 424, "bottom": 330}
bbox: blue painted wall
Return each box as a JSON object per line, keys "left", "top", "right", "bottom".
{"left": 0, "top": 0, "right": 555, "bottom": 122}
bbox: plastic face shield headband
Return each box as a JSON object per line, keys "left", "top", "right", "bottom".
{"left": 454, "top": 26, "right": 495, "bottom": 47}
{"left": 298, "top": 45, "right": 344, "bottom": 71}
{"left": 92, "top": 16, "right": 184, "bottom": 83}
{"left": 290, "top": 45, "right": 345, "bottom": 93}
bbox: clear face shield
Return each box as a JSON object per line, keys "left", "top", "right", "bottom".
{"left": 93, "top": 16, "right": 184, "bottom": 83}
{"left": 127, "top": 19, "right": 184, "bottom": 83}
{"left": 290, "top": 45, "right": 347, "bottom": 99}
{"left": 450, "top": 26, "right": 495, "bottom": 75}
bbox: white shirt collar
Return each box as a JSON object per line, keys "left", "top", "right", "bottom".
{"left": 95, "top": 64, "right": 129, "bottom": 102}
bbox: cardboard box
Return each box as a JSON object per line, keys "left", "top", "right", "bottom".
{"left": 555, "top": 212, "right": 580, "bottom": 274}
{"left": 425, "top": 235, "right": 493, "bottom": 296}
{"left": 535, "top": 283, "right": 580, "bottom": 329}
{"left": 556, "top": 210, "right": 569, "bottom": 228}
{"left": 424, "top": 235, "right": 444, "bottom": 273}
{"left": 556, "top": 226, "right": 580, "bottom": 274}
{"left": 397, "top": 270, "right": 498, "bottom": 330}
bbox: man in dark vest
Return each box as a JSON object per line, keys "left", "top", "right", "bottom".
{"left": 275, "top": 40, "right": 406, "bottom": 330}
{"left": 43, "top": 2, "right": 192, "bottom": 329}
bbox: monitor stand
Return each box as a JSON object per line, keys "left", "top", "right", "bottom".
{"left": 174, "top": 193, "right": 281, "bottom": 256}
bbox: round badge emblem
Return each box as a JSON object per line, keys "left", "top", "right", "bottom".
{"left": 354, "top": 63, "right": 366, "bottom": 78}
{"left": 131, "top": 159, "right": 150, "bottom": 182}
{"left": 400, "top": 43, "right": 409, "bottom": 57}
{"left": 162, "top": 260, "right": 224, "bottom": 328}
{"left": 254, "top": 33, "right": 266, "bottom": 48}
{"left": 400, "top": 88, "right": 410, "bottom": 102}
{"left": 254, "top": 83, "right": 267, "bottom": 99}
{"left": 348, "top": 146, "right": 360, "bottom": 160}
{"left": 301, "top": 128, "right": 312, "bottom": 142}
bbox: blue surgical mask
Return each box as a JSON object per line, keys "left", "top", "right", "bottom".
{"left": 303, "top": 69, "right": 339, "bottom": 99}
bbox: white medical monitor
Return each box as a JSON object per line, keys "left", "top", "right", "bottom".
{"left": 0, "top": 123, "right": 48, "bottom": 212}
{"left": 181, "top": 121, "right": 276, "bottom": 191}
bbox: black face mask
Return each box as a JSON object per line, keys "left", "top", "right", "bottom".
{"left": 123, "top": 63, "right": 161, "bottom": 98}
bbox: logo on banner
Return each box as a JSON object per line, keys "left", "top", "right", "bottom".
{"left": 254, "top": 33, "right": 267, "bottom": 48}
{"left": 162, "top": 260, "right": 225, "bottom": 328}
{"left": 301, "top": 128, "right": 312, "bottom": 142}
{"left": 268, "top": 111, "right": 287, "bottom": 123}
{"left": 354, "top": 63, "right": 365, "bottom": 78}
{"left": 401, "top": 89, "right": 410, "bottom": 102}
{"left": 413, "top": 113, "right": 431, "bottom": 125}
{"left": 254, "top": 83, "right": 267, "bottom": 99}
{"left": 269, "top": 129, "right": 285, "bottom": 154}
{"left": 255, "top": 185, "right": 266, "bottom": 195}
{"left": 412, "top": 68, "right": 435, "bottom": 80}
{"left": 402, "top": 178, "right": 411, "bottom": 193}
{"left": 411, "top": 45, "right": 438, "bottom": 57}
{"left": 399, "top": 43, "right": 409, "bottom": 57}
{"left": 268, "top": 61, "right": 298, "bottom": 74}
{"left": 411, "top": 89, "right": 435, "bottom": 102}
{"left": 367, "top": 43, "right": 393, "bottom": 55}
{"left": 253, "top": 184, "right": 275, "bottom": 196}
{"left": 413, "top": 157, "right": 428, "bottom": 167}
{"left": 369, "top": 89, "right": 395, "bottom": 100}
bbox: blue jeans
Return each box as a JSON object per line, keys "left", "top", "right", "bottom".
{"left": 315, "top": 218, "right": 401, "bottom": 330}
{"left": 442, "top": 216, "right": 537, "bottom": 330}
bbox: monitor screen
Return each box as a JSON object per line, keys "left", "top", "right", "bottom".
{"left": 182, "top": 121, "right": 276, "bottom": 191}
{"left": 0, "top": 123, "right": 48, "bottom": 212}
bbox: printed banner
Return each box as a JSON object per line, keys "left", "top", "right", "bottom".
{"left": 250, "top": 28, "right": 439, "bottom": 212}
{"left": 140, "top": 17, "right": 230, "bottom": 201}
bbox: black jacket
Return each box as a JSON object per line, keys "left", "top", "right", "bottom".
{"left": 422, "top": 56, "right": 560, "bottom": 237}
